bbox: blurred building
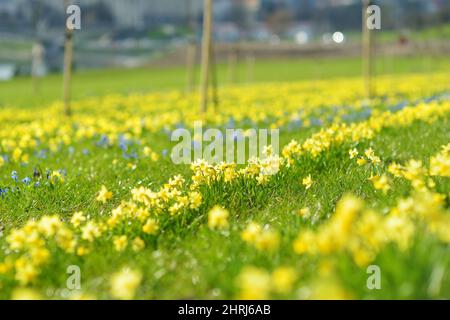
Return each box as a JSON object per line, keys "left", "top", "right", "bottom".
{"left": 0, "top": 0, "right": 205, "bottom": 29}
{"left": 0, "top": 0, "right": 448, "bottom": 34}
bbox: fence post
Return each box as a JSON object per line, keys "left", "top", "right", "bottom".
{"left": 199, "top": 0, "right": 213, "bottom": 113}
{"left": 63, "top": 0, "right": 74, "bottom": 116}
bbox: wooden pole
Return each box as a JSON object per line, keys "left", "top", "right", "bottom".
{"left": 31, "top": 0, "right": 42, "bottom": 95}
{"left": 228, "top": 45, "right": 238, "bottom": 84}
{"left": 210, "top": 41, "right": 219, "bottom": 109}
{"left": 63, "top": 0, "right": 73, "bottom": 116}
{"left": 186, "top": 0, "right": 196, "bottom": 92}
{"left": 199, "top": 0, "right": 213, "bottom": 113}
{"left": 186, "top": 43, "right": 197, "bottom": 92}
{"left": 246, "top": 52, "right": 255, "bottom": 83}
{"left": 362, "top": 0, "right": 373, "bottom": 99}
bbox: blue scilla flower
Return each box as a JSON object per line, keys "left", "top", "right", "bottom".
{"left": 288, "top": 119, "right": 302, "bottom": 131}
{"left": 162, "top": 149, "right": 168, "bottom": 157}
{"left": 309, "top": 117, "right": 323, "bottom": 127}
{"left": 11, "top": 171, "right": 18, "bottom": 181}
{"left": 36, "top": 149, "right": 47, "bottom": 159}
{"left": 423, "top": 96, "right": 436, "bottom": 103}
{"left": 226, "top": 117, "right": 235, "bottom": 129}
{"left": 22, "top": 177, "right": 31, "bottom": 185}
{"left": 0, "top": 187, "right": 8, "bottom": 198}
{"left": 96, "top": 135, "right": 110, "bottom": 148}
{"left": 123, "top": 150, "right": 138, "bottom": 159}
{"left": 118, "top": 135, "right": 130, "bottom": 151}
{"left": 388, "top": 101, "right": 407, "bottom": 112}
{"left": 33, "top": 167, "right": 41, "bottom": 178}
{"left": 362, "top": 108, "right": 372, "bottom": 118}
{"left": 82, "top": 149, "right": 90, "bottom": 155}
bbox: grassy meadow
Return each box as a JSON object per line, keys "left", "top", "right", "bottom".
{"left": 0, "top": 55, "right": 449, "bottom": 299}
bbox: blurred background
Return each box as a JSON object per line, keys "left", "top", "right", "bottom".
{"left": 0, "top": 0, "right": 449, "bottom": 105}
{"left": 1, "top": 0, "right": 449, "bottom": 72}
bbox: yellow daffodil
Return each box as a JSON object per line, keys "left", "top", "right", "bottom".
{"left": 96, "top": 185, "right": 113, "bottom": 203}
{"left": 302, "top": 175, "right": 313, "bottom": 189}
{"left": 207, "top": 205, "right": 229, "bottom": 230}
{"left": 110, "top": 268, "right": 142, "bottom": 300}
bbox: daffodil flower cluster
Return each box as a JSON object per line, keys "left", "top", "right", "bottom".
{"left": 0, "top": 73, "right": 449, "bottom": 299}
{"left": 293, "top": 190, "right": 450, "bottom": 267}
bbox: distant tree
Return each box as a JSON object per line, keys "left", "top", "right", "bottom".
{"left": 229, "top": 1, "right": 249, "bottom": 29}
{"left": 295, "top": 0, "right": 314, "bottom": 21}
{"left": 265, "top": 10, "right": 294, "bottom": 35}
{"left": 259, "top": 0, "right": 277, "bottom": 21}
{"left": 84, "top": 1, "right": 115, "bottom": 28}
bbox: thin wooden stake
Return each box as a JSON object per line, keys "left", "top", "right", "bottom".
{"left": 31, "top": 0, "right": 43, "bottom": 95}
{"left": 186, "top": 43, "right": 197, "bottom": 92}
{"left": 246, "top": 52, "right": 255, "bottom": 83}
{"left": 186, "top": 0, "right": 196, "bottom": 92}
{"left": 31, "top": 41, "right": 43, "bottom": 94}
{"left": 210, "top": 42, "right": 219, "bottom": 109}
{"left": 227, "top": 45, "right": 238, "bottom": 84}
{"left": 199, "top": 0, "right": 213, "bottom": 113}
{"left": 63, "top": 0, "right": 73, "bottom": 116}
{"left": 362, "top": 0, "right": 374, "bottom": 99}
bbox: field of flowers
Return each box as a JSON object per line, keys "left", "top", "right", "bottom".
{"left": 0, "top": 71, "right": 449, "bottom": 299}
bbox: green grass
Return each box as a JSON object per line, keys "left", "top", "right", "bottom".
{"left": 0, "top": 114, "right": 448, "bottom": 299}
{"left": 1, "top": 55, "right": 448, "bottom": 108}
{"left": 0, "top": 56, "right": 449, "bottom": 300}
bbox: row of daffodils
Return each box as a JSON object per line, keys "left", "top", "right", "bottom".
{"left": 0, "top": 73, "right": 449, "bottom": 299}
